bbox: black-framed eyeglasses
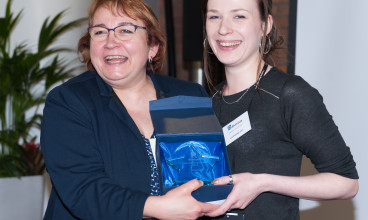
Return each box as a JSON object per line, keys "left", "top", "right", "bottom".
{"left": 88, "top": 23, "right": 147, "bottom": 41}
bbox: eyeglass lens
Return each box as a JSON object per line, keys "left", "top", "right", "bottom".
{"left": 89, "top": 25, "right": 138, "bottom": 41}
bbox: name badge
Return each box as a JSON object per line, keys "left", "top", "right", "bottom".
{"left": 222, "top": 111, "right": 251, "bottom": 146}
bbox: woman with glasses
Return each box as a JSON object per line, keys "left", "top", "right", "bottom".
{"left": 41, "top": 0, "right": 217, "bottom": 219}
{"left": 201, "top": 0, "right": 359, "bottom": 219}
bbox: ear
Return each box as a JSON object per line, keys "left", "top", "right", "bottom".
{"left": 148, "top": 43, "right": 159, "bottom": 60}
{"left": 265, "top": 15, "right": 273, "bottom": 35}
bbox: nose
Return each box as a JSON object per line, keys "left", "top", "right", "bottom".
{"left": 218, "top": 18, "right": 233, "bottom": 35}
{"left": 105, "top": 30, "right": 119, "bottom": 47}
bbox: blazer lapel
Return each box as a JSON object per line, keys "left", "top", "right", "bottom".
{"left": 96, "top": 73, "right": 143, "bottom": 142}
{"left": 96, "top": 71, "right": 169, "bottom": 141}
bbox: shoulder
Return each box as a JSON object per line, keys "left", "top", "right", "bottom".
{"left": 280, "top": 72, "right": 323, "bottom": 105}
{"left": 45, "top": 71, "right": 109, "bottom": 112}
{"left": 151, "top": 72, "right": 208, "bottom": 97}
{"left": 47, "top": 71, "right": 108, "bottom": 99}
{"left": 258, "top": 68, "right": 325, "bottom": 116}
{"left": 262, "top": 68, "right": 321, "bottom": 101}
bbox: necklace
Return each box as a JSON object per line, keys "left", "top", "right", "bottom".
{"left": 221, "top": 63, "right": 268, "bottom": 105}
{"left": 221, "top": 84, "right": 252, "bottom": 104}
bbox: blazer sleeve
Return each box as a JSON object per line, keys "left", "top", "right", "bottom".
{"left": 41, "top": 86, "right": 149, "bottom": 220}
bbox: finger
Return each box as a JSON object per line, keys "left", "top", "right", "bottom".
{"left": 200, "top": 202, "right": 219, "bottom": 214}
{"left": 212, "top": 175, "right": 234, "bottom": 185}
{"left": 176, "top": 179, "right": 203, "bottom": 194}
{"left": 206, "top": 202, "right": 231, "bottom": 217}
{"left": 207, "top": 191, "right": 236, "bottom": 216}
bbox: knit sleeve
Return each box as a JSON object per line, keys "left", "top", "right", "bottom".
{"left": 280, "top": 76, "right": 359, "bottom": 179}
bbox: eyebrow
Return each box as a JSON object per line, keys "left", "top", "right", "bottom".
{"left": 91, "top": 22, "right": 134, "bottom": 27}
{"left": 207, "top": 9, "right": 250, "bottom": 13}
{"left": 232, "top": 9, "right": 250, "bottom": 13}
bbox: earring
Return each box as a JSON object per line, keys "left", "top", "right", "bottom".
{"left": 148, "top": 57, "right": 153, "bottom": 63}
{"left": 259, "top": 36, "right": 272, "bottom": 54}
{"left": 203, "top": 37, "right": 214, "bottom": 55}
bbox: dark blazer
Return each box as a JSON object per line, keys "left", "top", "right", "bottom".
{"left": 41, "top": 71, "right": 208, "bottom": 220}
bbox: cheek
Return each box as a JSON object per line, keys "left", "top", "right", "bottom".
{"left": 89, "top": 43, "right": 101, "bottom": 62}
{"left": 129, "top": 40, "right": 150, "bottom": 59}
{"left": 206, "top": 24, "right": 215, "bottom": 36}
{"left": 122, "top": 42, "right": 135, "bottom": 52}
{"left": 205, "top": 25, "right": 216, "bottom": 46}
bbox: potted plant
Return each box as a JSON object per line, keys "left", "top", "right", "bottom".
{"left": 0, "top": 0, "right": 86, "bottom": 218}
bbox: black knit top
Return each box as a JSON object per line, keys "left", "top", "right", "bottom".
{"left": 212, "top": 67, "right": 358, "bottom": 220}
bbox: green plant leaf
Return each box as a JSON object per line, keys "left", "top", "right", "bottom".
{"left": 0, "top": 0, "right": 87, "bottom": 177}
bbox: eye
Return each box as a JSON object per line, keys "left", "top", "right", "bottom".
{"left": 235, "top": 15, "right": 246, "bottom": 19}
{"left": 93, "top": 28, "right": 107, "bottom": 36}
{"left": 208, "top": 15, "right": 219, "bottom": 20}
{"left": 207, "top": 12, "right": 220, "bottom": 20}
{"left": 117, "top": 26, "right": 134, "bottom": 34}
{"left": 121, "top": 28, "right": 133, "bottom": 34}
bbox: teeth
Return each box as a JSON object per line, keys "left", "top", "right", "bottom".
{"left": 105, "top": 56, "right": 127, "bottom": 63}
{"left": 105, "top": 55, "right": 127, "bottom": 59}
{"left": 219, "top": 41, "right": 241, "bottom": 47}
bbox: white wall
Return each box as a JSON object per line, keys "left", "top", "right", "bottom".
{"left": 1, "top": 0, "right": 160, "bottom": 218}
{"left": 0, "top": 0, "right": 92, "bottom": 69}
{"left": 295, "top": 0, "right": 368, "bottom": 219}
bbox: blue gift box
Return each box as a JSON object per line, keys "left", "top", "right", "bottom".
{"left": 149, "top": 96, "right": 233, "bottom": 203}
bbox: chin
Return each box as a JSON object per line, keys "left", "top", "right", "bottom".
{"left": 218, "top": 59, "right": 238, "bottom": 66}
{"left": 97, "top": 71, "right": 126, "bottom": 81}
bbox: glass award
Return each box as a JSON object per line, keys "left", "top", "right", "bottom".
{"left": 159, "top": 140, "right": 228, "bottom": 187}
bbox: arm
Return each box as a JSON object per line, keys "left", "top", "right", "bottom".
{"left": 41, "top": 87, "right": 148, "bottom": 219}
{"left": 268, "top": 75, "right": 359, "bottom": 200}
{"left": 207, "top": 172, "right": 358, "bottom": 216}
{"left": 261, "top": 172, "right": 358, "bottom": 200}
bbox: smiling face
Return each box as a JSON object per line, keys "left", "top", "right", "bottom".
{"left": 90, "top": 5, "right": 158, "bottom": 88}
{"left": 206, "top": 0, "right": 265, "bottom": 68}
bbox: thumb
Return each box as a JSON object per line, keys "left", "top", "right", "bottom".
{"left": 178, "top": 179, "right": 204, "bottom": 194}
{"left": 201, "top": 202, "right": 220, "bottom": 214}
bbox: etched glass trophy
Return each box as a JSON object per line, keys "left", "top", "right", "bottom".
{"left": 160, "top": 140, "right": 228, "bottom": 187}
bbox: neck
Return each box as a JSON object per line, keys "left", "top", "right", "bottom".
{"left": 224, "top": 59, "right": 265, "bottom": 95}
{"left": 113, "top": 74, "right": 156, "bottom": 105}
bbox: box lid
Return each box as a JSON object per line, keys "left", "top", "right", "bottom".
{"left": 149, "top": 96, "right": 222, "bottom": 134}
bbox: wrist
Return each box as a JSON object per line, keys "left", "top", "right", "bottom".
{"left": 143, "top": 196, "right": 162, "bottom": 219}
{"left": 256, "top": 173, "right": 272, "bottom": 193}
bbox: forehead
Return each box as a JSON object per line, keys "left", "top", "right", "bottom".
{"left": 207, "top": 0, "right": 258, "bottom": 13}
{"left": 91, "top": 5, "right": 142, "bottom": 26}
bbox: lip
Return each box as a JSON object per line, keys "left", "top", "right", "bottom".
{"left": 104, "top": 55, "right": 128, "bottom": 64}
{"left": 216, "top": 40, "right": 242, "bottom": 48}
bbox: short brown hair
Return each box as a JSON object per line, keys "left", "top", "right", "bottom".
{"left": 78, "top": 0, "right": 166, "bottom": 73}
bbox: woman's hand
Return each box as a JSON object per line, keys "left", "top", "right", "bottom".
{"left": 144, "top": 179, "right": 219, "bottom": 220}
{"left": 206, "top": 173, "right": 267, "bottom": 217}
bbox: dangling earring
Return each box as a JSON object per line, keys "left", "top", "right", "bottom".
{"left": 203, "top": 37, "right": 214, "bottom": 54}
{"left": 259, "top": 36, "right": 272, "bottom": 54}
{"left": 148, "top": 57, "right": 153, "bottom": 63}
{"left": 264, "top": 36, "right": 271, "bottom": 54}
